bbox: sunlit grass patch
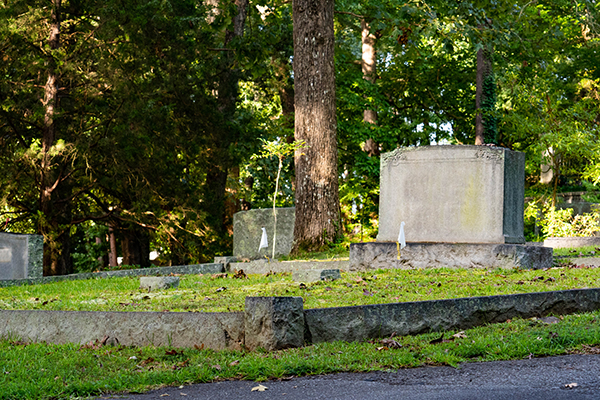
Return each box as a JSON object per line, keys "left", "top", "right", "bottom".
{"left": 1, "top": 265, "right": 600, "bottom": 312}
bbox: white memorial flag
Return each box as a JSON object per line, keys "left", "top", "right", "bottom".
{"left": 398, "top": 221, "right": 406, "bottom": 249}
{"left": 259, "top": 227, "right": 268, "bottom": 251}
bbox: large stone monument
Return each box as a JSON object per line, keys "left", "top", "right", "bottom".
{"left": 378, "top": 145, "right": 524, "bottom": 244}
{"left": 233, "top": 207, "right": 296, "bottom": 260}
{"left": 0, "top": 233, "right": 43, "bottom": 280}
{"left": 350, "top": 145, "right": 553, "bottom": 270}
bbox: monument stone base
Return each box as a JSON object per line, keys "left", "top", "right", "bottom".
{"left": 349, "top": 242, "right": 553, "bottom": 271}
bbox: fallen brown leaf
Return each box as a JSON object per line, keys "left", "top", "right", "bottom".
{"left": 233, "top": 269, "right": 248, "bottom": 279}
{"left": 379, "top": 338, "right": 402, "bottom": 349}
{"left": 140, "top": 357, "right": 155, "bottom": 366}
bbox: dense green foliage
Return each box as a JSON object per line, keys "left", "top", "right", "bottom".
{"left": 1, "top": 0, "right": 599, "bottom": 271}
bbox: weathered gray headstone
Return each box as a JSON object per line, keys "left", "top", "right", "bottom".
{"left": 245, "top": 296, "right": 304, "bottom": 350}
{"left": 0, "top": 233, "right": 43, "bottom": 280}
{"left": 378, "top": 145, "right": 525, "bottom": 244}
{"left": 233, "top": 207, "right": 296, "bottom": 259}
{"left": 292, "top": 269, "right": 341, "bottom": 283}
{"left": 140, "top": 276, "right": 180, "bottom": 291}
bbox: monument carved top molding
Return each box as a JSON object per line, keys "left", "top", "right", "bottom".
{"left": 381, "top": 145, "right": 507, "bottom": 169}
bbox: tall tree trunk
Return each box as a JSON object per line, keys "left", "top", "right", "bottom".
{"left": 41, "top": 0, "right": 71, "bottom": 276}
{"left": 292, "top": 0, "right": 341, "bottom": 252}
{"left": 108, "top": 223, "right": 118, "bottom": 267}
{"left": 475, "top": 46, "right": 493, "bottom": 145}
{"left": 361, "top": 19, "right": 379, "bottom": 157}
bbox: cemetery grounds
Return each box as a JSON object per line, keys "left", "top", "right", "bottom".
{"left": 2, "top": 247, "right": 600, "bottom": 399}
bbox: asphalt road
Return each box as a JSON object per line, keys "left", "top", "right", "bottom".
{"left": 101, "top": 354, "right": 600, "bottom": 400}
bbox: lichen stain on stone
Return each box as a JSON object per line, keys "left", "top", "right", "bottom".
{"left": 459, "top": 170, "right": 485, "bottom": 231}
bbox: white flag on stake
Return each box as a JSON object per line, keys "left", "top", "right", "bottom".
{"left": 398, "top": 221, "right": 406, "bottom": 249}
{"left": 259, "top": 227, "right": 268, "bottom": 251}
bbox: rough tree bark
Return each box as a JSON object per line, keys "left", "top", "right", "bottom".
{"left": 475, "top": 46, "right": 493, "bottom": 145}
{"left": 292, "top": 0, "right": 341, "bottom": 252}
{"left": 361, "top": 19, "right": 379, "bottom": 157}
{"left": 108, "top": 224, "right": 118, "bottom": 267}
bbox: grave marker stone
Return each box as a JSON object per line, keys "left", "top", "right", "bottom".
{"left": 233, "top": 207, "right": 295, "bottom": 259}
{"left": 0, "top": 233, "right": 43, "bottom": 280}
{"left": 378, "top": 145, "right": 525, "bottom": 244}
{"left": 351, "top": 145, "right": 552, "bottom": 270}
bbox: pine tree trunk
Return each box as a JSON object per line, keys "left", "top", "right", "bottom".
{"left": 292, "top": 0, "right": 341, "bottom": 252}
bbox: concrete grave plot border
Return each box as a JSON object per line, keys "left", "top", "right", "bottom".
{"left": 3, "top": 288, "right": 600, "bottom": 351}
{"left": 544, "top": 236, "right": 600, "bottom": 249}
{"left": 0, "top": 263, "right": 225, "bottom": 288}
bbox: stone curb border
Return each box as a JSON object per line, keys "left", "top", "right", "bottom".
{"left": 2, "top": 288, "right": 600, "bottom": 351}
{"left": 544, "top": 236, "right": 600, "bottom": 249}
{"left": 0, "top": 263, "right": 225, "bottom": 288}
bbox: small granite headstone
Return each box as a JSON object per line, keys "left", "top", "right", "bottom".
{"left": 233, "top": 207, "right": 296, "bottom": 259}
{"left": 292, "top": 269, "right": 341, "bottom": 283}
{"left": 140, "top": 276, "right": 180, "bottom": 291}
{"left": 0, "top": 233, "right": 43, "bottom": 280}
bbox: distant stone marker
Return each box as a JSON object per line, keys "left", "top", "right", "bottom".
{"left": 378, "top": 145, "right": 525, "bottom": 244}
{"left": 292, "top": 269, "right": 341, "bottom": 283}
{"left": 140, "top": 276, "right": 180, "bottom": 291}
{"left": 0, "top": 233, "right": 43, "bottom": 280}
{"left": 233, "top": 207, "right": 295, "bottom": 260}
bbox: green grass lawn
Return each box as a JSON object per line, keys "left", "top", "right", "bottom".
{"left": 1, "top": 266, "right": 600, "bottom": 312}
{"left": 2, "top": 262, "right": 600, "bottom": 399}
{"left": 2, "top": 311, "right": 600, "bottom": 400}
{"left": 553, "top": 245, "right": 600, "bottom": 257}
